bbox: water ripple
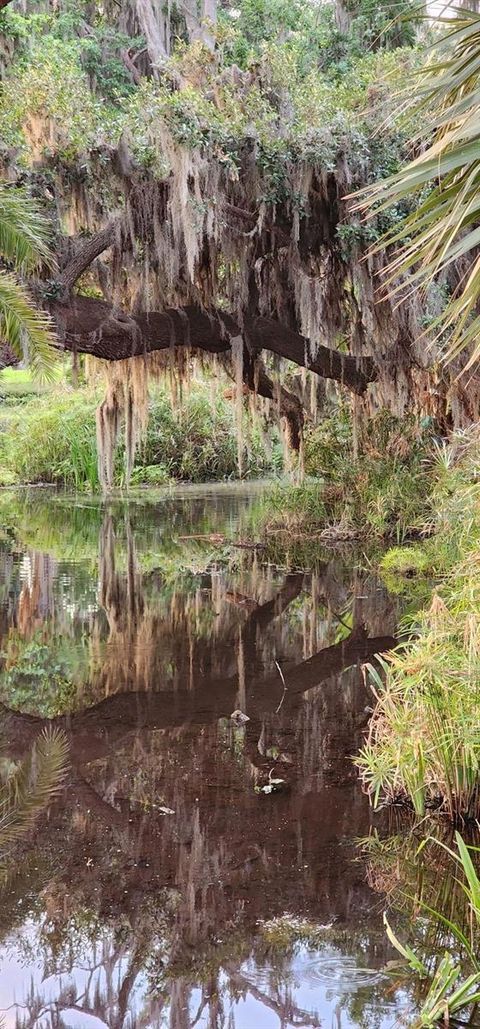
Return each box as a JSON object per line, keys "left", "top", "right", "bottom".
{"left": 300, "top": 954, "right": 386, "bottom": 991}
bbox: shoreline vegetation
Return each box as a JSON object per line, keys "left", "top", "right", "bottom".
{"left": 4, "top": 368, "right": 480, "bottom": 829}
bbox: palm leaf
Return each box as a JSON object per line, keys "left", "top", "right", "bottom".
{"left": 0, "top": 727, "right": 69, "bottom": 850}
{"left": 0, "top": 271, "right": 57, "bottom": 381}
{"left": 352, "top": 3, "right": 480, "bottom": 366}
{"left": 0, "top": 185, "right": 53, "bottom": 273}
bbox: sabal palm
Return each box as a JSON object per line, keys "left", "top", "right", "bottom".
{"left": 355, "top": 4, "right": 480, "bottom": 370}
{"left": 0, "top": 726, "right": 68, "bottom": 852}
{"left": 0, "top": 185, "right": 56, "bottom": 379}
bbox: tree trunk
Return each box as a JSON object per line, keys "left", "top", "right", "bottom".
{"left": 133, "top": 0, "right": 169, "bottom": 73}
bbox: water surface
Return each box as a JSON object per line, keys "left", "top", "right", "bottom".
{"left": 0, "top": 484, "right": 416, "bottom": 1028}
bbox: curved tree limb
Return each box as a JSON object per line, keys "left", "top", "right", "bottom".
{"left": 51, "top": 294, "right": 377, "bottom": 395}
{"left": 58, "top": 220, "right": 119, "bottom": 293}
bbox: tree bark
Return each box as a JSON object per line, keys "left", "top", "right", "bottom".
{"left": 133, "top": 0, "right": 169, "bottom": 73}
{"left": 58, "top": 220, "right": 119, "bottom": 293}
{"left": 51, "top": 295, "right": 376, "bottom": 395}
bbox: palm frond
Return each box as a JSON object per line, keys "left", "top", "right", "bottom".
{"left": 352, "top": 4, "right": 480, "bottom": 366}
{"left": 0, "top": 271, "right": 57, "bottom": 381}
{"left": 0, "top": 185, "right": 53, "bottom": 273}
{"left": 0, "top": 727, "right": 69, "bottom": 851}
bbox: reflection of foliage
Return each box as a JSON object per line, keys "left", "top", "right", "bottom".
{"left": 379, "top": 833, "right": 480, "bottom": 1028}
{"left": 0, "top": 632, "right": 82, "bottom": 716}
{"left": 360, "top": 827, "right": 471, "bottom": 934}
{"left": 0, "top": 727, "right": 68, "bottom": 851}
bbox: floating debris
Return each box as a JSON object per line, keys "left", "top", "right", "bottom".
{"left": 230, "top": 709, "right": 250, "bottom": 726}
{"left": 255, "top": 778, "right": 285, "bottom": 795}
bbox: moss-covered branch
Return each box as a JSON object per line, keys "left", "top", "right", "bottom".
{"left": 52, "top": 294, "right": 376, "bottom": 394}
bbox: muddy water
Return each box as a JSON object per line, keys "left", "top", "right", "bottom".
{"left": 0, "top": 484, "right": 415, "bottom": 1028}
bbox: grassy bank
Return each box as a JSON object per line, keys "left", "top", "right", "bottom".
{"left": 356, "top": 429, "right": 480, "bottom": 823}
{"left": 262, "top": 410, "right": 435, "bottom": 542}
{"left": 0, "top": 381, "right": 280, "bottom": 488}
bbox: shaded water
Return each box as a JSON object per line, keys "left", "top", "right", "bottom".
{"left": 0, "top": 484, "right": 417, "bottom": 1028}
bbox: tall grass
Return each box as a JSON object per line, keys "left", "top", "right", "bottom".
{"left": 263, "top": 410, "right": 433, "bottom": 540}
{"left": 357, "top": 431, "right": 480, "bottom": 823}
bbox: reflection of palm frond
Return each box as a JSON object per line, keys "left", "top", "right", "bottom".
{"left": 0, "top": 186, "right": 53, "bottom": 273}
{"left": 0, "top": 271, "right": 57, "bottom": 382}
{"left": 0, "top": 728, "right": 69, "bottom": 850}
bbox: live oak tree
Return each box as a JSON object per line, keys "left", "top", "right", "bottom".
{"left": 2, "top": 0, "right": 480, "bottom": 483}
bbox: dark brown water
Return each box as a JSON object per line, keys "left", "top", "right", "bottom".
{"left": 0, "top": 484, "right": 417, "bottom": 1028}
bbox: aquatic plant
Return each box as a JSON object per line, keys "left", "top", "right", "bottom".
{"left": 379, "top": 545, "right": 434, "bottom": 601}
{"left": 384, "top": 833, "right": 480, "bottom": 1028}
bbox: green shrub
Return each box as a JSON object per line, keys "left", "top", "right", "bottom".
{"left": 0, "top": 384, "right": 279, "bottom": 489}
{"left": 263, "top": 410, "right": 433, "bottom": 540}
{"left": 1, "top": 393, "right": 99, "bottom": 489}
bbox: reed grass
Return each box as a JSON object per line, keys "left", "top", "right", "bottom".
{"left": 357, "top": 431, "right": 480, "bottom": 823}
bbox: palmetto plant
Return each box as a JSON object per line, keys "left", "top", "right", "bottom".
{"left": 0, "top": 727, "right": 69, "bottom": 853}
{"left": 0, "top": 185, "right": 56, "bottom": 379}
{"left": 354, "top": 3, "right": 480, "bottom": 369}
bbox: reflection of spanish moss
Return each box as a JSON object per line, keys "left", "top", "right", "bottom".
{"left": 17, "top": 551, "right": 57, "bottom": 638}
{"left": 99, "top": 514, "right": 144, "bottom": 629}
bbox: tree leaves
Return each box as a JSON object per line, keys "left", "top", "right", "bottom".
{"left": 0, "top": 273, "right": 57, "bottom": 381}
{"left": 0, "top": 186, "right": 57, "bottom": 380}
{"left": 0, "top": 186, "right": 53, "bottom": 274}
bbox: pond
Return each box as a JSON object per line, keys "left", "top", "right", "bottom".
{"left": 0, "top": 484, "right": 427, "bottom": 1027}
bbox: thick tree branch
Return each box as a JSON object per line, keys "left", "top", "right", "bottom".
{"left": 58, "top": 220, "right": 119, "bottom": 293}
{"left": 229, "top": 350, "right": 305, "bottom": 450}
{"left": 51, "top": 295, "right": 376, "bottom": 395}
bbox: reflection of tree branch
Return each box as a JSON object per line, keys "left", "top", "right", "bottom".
{"left": 70, "top": 771, "right": 132, "bottom": 829}
{"left": 190, "top": 994, "right": 208, "bottom": 1027}
{"left": 115, "top": 942, "right": 148, "bottom": 1029}
{"left": 227, "top": 968, "right": 321, "bottom": 1028}
{"left": 199, "top": 572, "right": 305, "bottom": 679}
{"left": 243, "top": 573, "right": 305, "bottom": 637}
{"left": 0, "top": 627, "right": 395, "bottom": 767}
{"left": 11, "top": 938, "right": 159, "bottom": 1029}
